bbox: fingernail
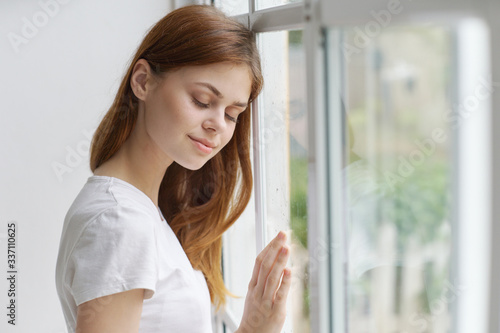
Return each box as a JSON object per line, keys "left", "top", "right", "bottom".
{"left": 278, "top": 231, "right": 286, "bottom": 240}
{"left": 281, "top": 246, "right": 288, "bottom": 255}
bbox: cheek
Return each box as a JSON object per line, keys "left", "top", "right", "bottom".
{"left": 155, "top": 96, "right": 191, "bottom": 129}
{"left": 166, "top": 96, "right": 197, "bottom": 124}
{"left": 222, "top": 128, "right": 237, "bottom": 147}
{"left": 144, "top": 100, "right": 183, "bottom": 144}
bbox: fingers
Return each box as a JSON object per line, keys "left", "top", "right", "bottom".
{"left": 248, "top": 254, "right": 262, "bottom": 290}
{"left": 241, "top": 231, "right": 292, "bottom": 332}
{"left": 272, "top": 267, "right": 292, "bottom": 313}
{"left": 248, "top": 231, "right": 287, "bottom": 290}
{"left": 255, "top": 232, "right": 287, "bottom": 293}
{"left": 262, "top": 244, "right": 289, "bottom": 301}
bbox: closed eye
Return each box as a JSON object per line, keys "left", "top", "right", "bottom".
{"left": 192, "top": 98, "right": 209, "bottom": 108}
{"left": 194, "top": 97, "right": 239, "bottom": 123}
{"left": 225, "top": 113, "right": 238, "bottom": 123}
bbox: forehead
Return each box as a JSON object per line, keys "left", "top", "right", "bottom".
{"left": 168, "top": 62, "right": 253, "bottom": 99}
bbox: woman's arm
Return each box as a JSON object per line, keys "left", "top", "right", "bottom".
{"left": 75, "top": 288, "right": 144, "bottom": 333}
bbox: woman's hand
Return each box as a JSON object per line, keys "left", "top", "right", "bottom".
{"left": 236, "top": 231, "right": 292, "bottom": 333}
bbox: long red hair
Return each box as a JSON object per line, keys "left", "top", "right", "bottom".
{"left": 89, "top": 4, "right": 263, "bottom": 312}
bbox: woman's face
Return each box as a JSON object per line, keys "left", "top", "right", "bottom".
{"left": 136, "top": 61, "right": 252, "bottom": 170}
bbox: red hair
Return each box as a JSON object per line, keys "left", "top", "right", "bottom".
{"left": 89, "top": 4, "right": 263, "bottom": 312}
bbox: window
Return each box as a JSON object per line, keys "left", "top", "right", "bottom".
{"left": 331, "top": 25, "right": 454, "bottom": 331}
{"left": 219, "top": 28, "right": 308, "bottom": 332}
{"left": 206, "top": 0, "right": 500, "bottom": 332}
{"left": 258, "top": 29, "right": 309, "bottom": 331}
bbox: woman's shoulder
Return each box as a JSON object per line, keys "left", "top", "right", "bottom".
{"left": 78, "top": 204, "right": 157, "bottom": 242}
{"left": 61, "top": 177, "right": 159, "bottom": 244}
{"left": 70, "top": 175, "right": 157, "bottom": 221}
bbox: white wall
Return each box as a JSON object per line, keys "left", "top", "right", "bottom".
{"left": 0, "top": 1, "right": 171, "bottom": 332}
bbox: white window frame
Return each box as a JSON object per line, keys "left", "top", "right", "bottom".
{"left": 176, "top": 0, "right": 500, "bottom": 332}
{"left": 317, "top": 2, "right": 499, "bottom": 333}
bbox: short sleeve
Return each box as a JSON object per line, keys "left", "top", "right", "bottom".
{"left": 69, "top": 204, "right": 158, "bottom": 306}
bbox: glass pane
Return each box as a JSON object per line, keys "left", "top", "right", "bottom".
{"left": 214, "top": 0, "right": 248, "bottom": 16}
{"left": 327, "top": 26, "right": 455, "bottom": 332}
{"left": 222, "top": 190, "right": 257, "bottom": 331}
{"left": 257, "top": 0, "right": 302, "bottom": 12}
{"left": 258, "top": 30, "right": 309, "bottom": 332}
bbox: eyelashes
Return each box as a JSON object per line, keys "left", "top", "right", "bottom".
{"left": 192, "top": 97, "right": 209, "bottom": 109}
{"left": 191, "top": 98, "right": 239, "bottom": 123}
{"left": 225, "top": 114, "right": 238, "bottom": 123}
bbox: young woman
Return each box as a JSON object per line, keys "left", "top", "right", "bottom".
{"left": 55, "top": 4, "right": 291, "bottom": 333}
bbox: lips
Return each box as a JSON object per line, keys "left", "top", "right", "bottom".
{"left": 188, "top": 135, "right": 216, "bottom": 154}
{"left": 189, "top": 136, "right": 216, "bottom": 148}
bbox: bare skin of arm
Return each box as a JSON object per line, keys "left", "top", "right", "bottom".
{"left": 75, "top": 289, "right": 144, "bottom": 333}
{"left": 74, "top": 232, "right": 291, "bottom": 333}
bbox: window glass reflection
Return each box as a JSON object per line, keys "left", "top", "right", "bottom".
{"left": 258, "top": 29, "right": 309, "bottom": 332}
{"left": 331, "top": 26, "right": 454, "bottom": 332}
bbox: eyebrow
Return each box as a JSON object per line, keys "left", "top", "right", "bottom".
{"left": 194, "top": 82, "right": 248, "bottom": 108}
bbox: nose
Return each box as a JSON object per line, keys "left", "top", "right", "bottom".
{"left": 203, "top": 106, "right": 227, "bottom": 133}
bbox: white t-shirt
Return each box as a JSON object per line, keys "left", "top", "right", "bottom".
{"left": 55, "top": 175, "right": 213, "bottom": 333}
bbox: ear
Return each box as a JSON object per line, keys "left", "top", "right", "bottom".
{"left": 130, "top": 59, "right": 157, "bottom": 101}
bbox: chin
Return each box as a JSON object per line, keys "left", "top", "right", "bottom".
{"left": 177, "top": 159, "right": 210, "bottom": 171}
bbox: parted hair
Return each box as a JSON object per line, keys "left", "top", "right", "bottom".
{"left": 89, "top": 4, "right": 263, "bottom": 312}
